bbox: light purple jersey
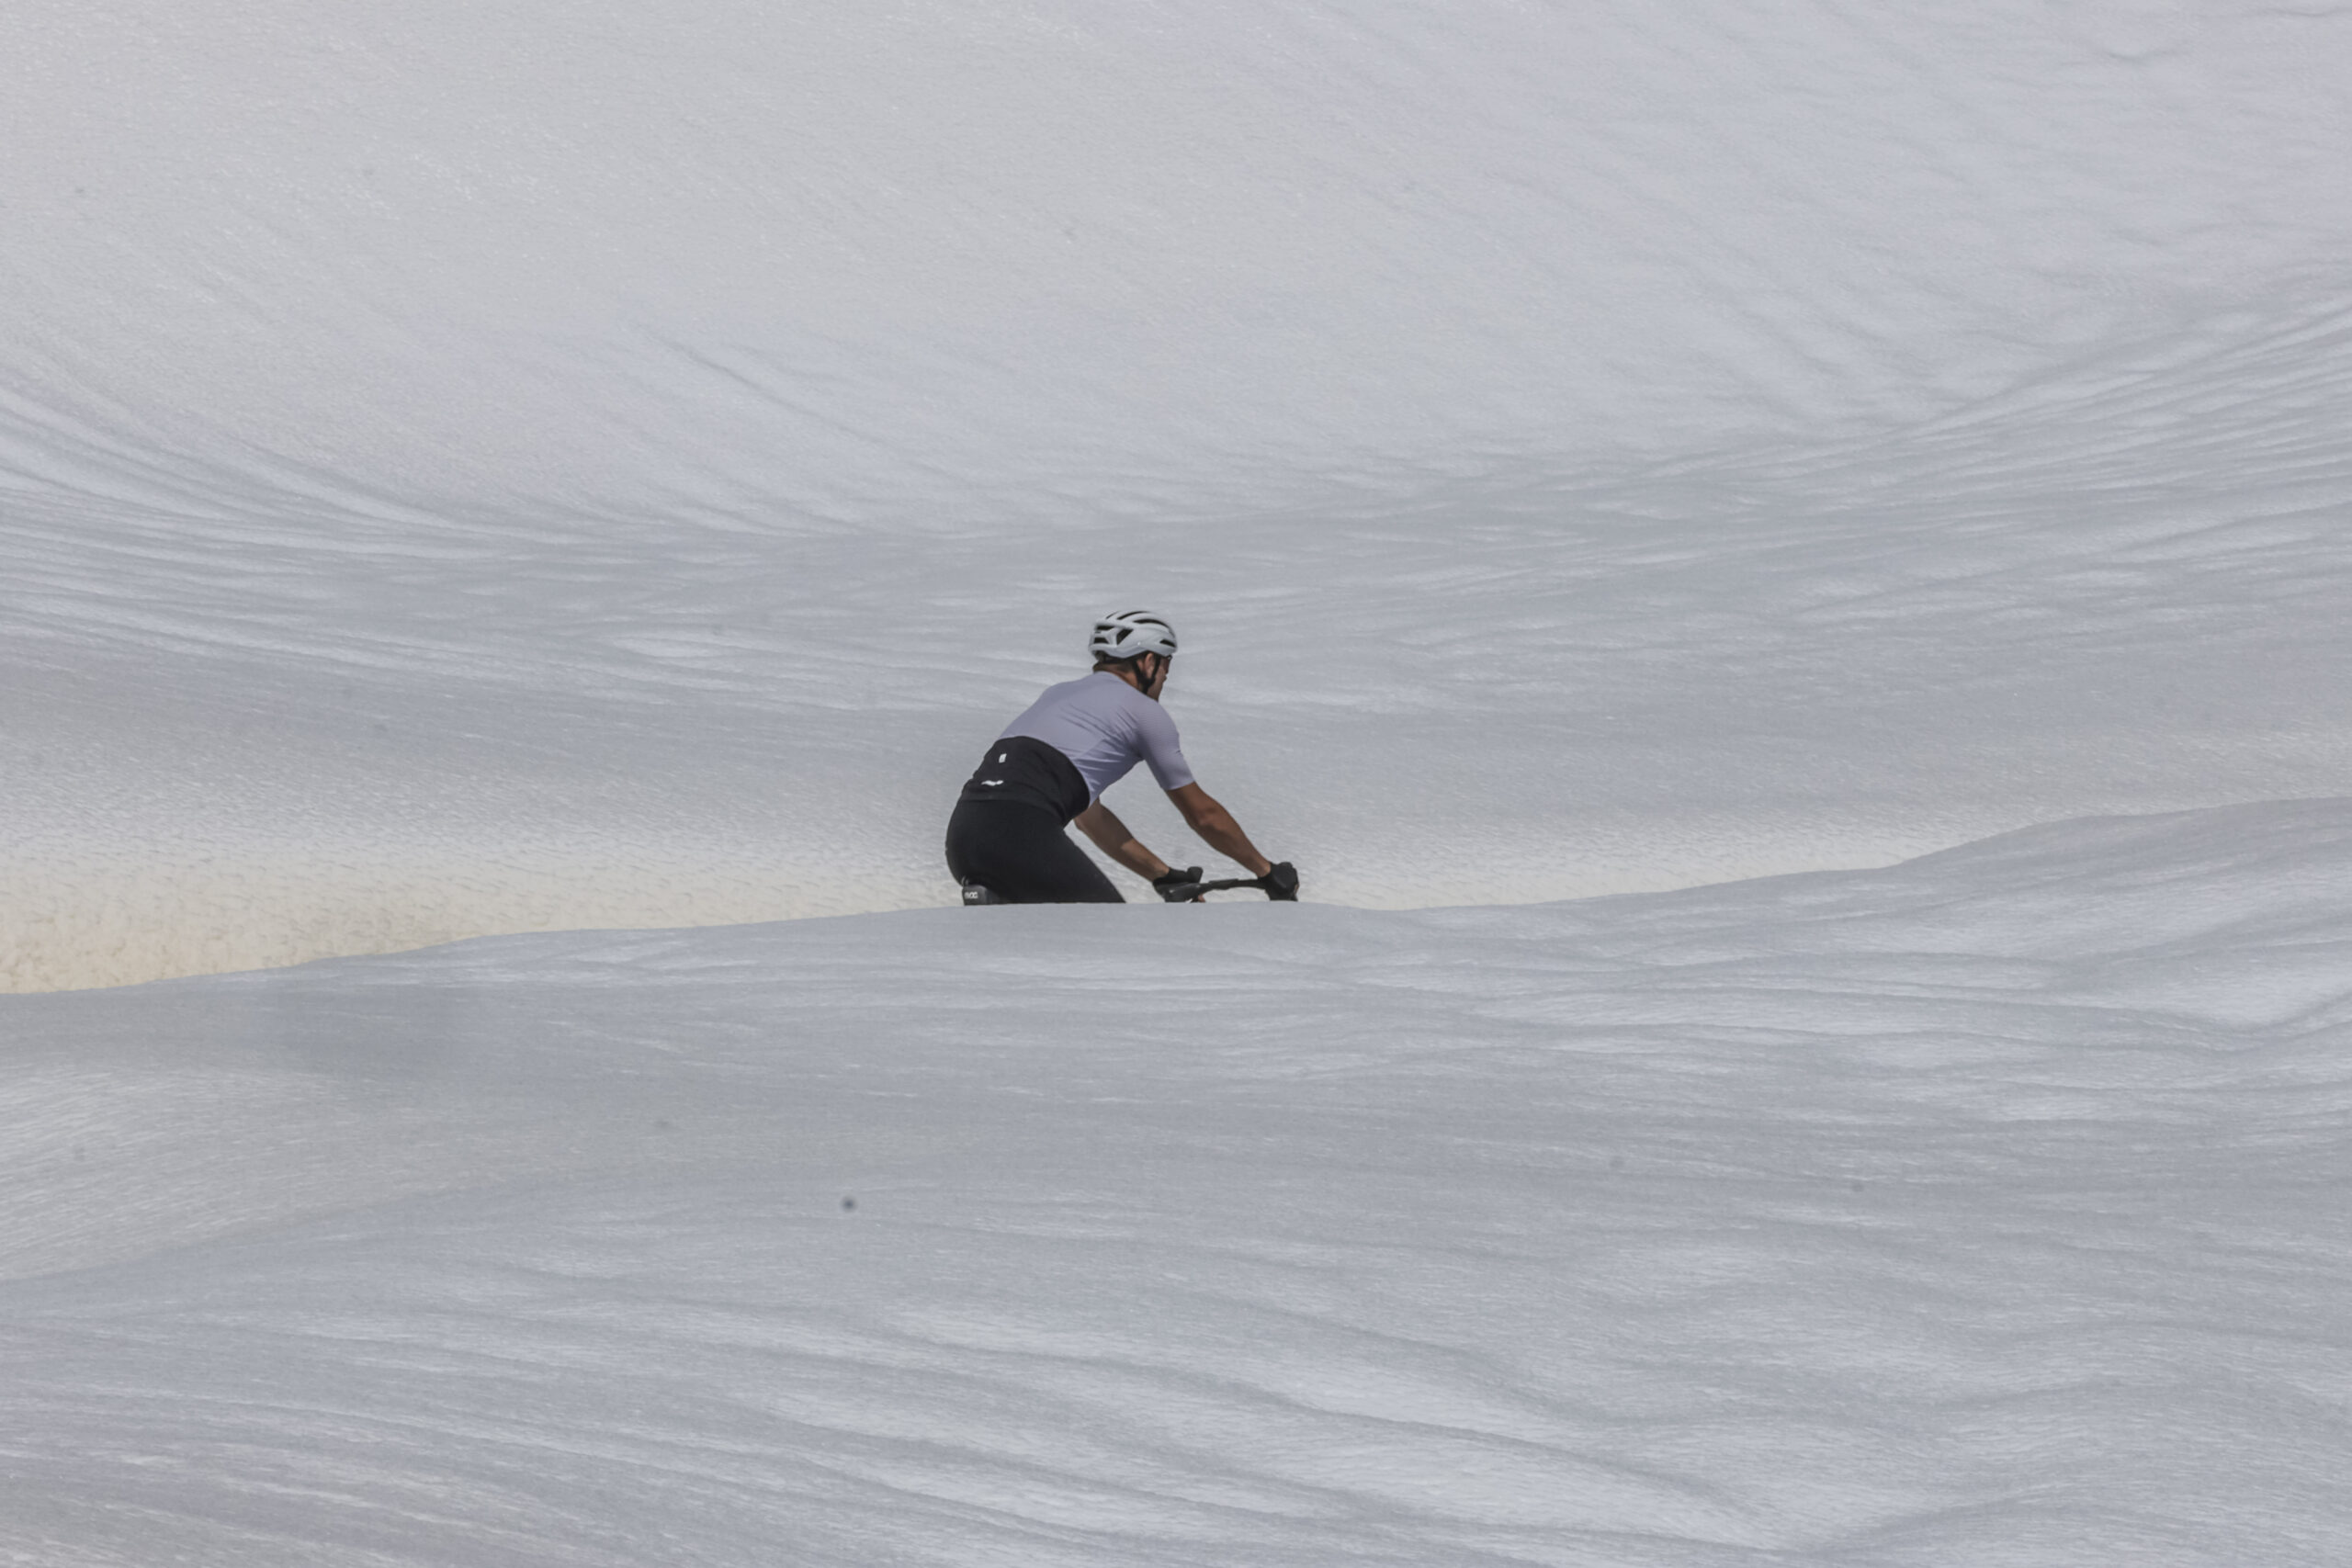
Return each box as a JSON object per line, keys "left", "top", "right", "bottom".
{"left": 1000, "top": 671, "right": 1195, "bottom": 804}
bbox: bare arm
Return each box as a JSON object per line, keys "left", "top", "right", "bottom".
{"left": 1166, "top": 783, "right": 1273, "bottom": 877}
{"left": 1073, "top": 799, "right": 1172, "bottom": 881}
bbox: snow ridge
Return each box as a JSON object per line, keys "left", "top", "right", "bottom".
{"left": 5, "top": 800, "right": 2350, "bottom": 1564}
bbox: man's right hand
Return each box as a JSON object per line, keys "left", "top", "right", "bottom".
{"left": 1256, "top": 862, "right": 1299, "bottom": 901}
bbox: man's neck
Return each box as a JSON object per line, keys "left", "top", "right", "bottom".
{"left": 1096, "top": 666, "right": 1158, "bottom": 700}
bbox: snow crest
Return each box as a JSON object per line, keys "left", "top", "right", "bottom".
{"left": 5, "top": 800, "right": 2349, "bottom": 1563}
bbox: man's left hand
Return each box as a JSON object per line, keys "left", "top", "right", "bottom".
{"left": 1152, "top": 866, "right": 1206, "bottom": 903}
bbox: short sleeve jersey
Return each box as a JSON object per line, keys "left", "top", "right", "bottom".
{"left": 1000, "top": 672, "right": 1196, "bottom": 804}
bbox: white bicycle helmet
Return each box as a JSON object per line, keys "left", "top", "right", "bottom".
{"left": 1088, "top": 610, "right": 1178, "bottom": 662}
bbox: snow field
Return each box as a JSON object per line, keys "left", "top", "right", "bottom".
{"left": 5, "top": 799, "right": 2350, "bottom": 1564}
{"left": 9, "top": 0, "right": 2346, "bottom": 512}
{"left": 6, "top": 0, "right": 2352, "bottom": 1556}
{"left": 7, "top": 293, "right": 2352, "bottom": 989}
{"left": 6, "top": 0, "right": 2352, "bottom": 986}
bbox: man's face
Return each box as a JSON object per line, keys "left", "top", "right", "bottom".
{"left": 1146, "top": 654, "right": 1170, "bottom": 698}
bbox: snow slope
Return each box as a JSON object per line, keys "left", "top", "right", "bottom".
{"left": 6, "top": 5, "right": 2352, "bottom": 1552}
{"left": 6, "top": 0, "right": 2352, "bottom": 987}
{"left": 6, "top": 799, "right": 2350, "bottom": 1564}
{"left": 9, "top": 0, "right": 2343, "bottom": 509}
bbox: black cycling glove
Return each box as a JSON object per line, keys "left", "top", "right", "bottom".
{"left": 1153, "top": 866, "right": 1206, "bottom": 903}
{"left": 1257, "top": 862, "right": 1300, "bottom": 901}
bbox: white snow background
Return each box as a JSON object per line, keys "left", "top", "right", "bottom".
{"left": 4, "top": 0, "right": 2351, "bottom": 1562}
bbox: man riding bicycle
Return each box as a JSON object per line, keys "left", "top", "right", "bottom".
{"left": 946, "top": 611, "right": 1298, "bottom": 905}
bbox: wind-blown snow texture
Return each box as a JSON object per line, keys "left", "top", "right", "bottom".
{"left": 6, "top": 2, "right": 2352, "bottom": 1560}
{"left": 6, "top": 802, "right": 2351, "bottom": 1564}
{"left": 6, "top": 0, "right": 2352, "bottom": 986}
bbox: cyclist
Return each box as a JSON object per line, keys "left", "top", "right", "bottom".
{"left": 946, "top": 611, "right": 1298, "bottom": 905}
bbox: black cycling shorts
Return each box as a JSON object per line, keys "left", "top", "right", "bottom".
{"left": 944, "top": 799, "right": 1124, "bottom": 905}
{"left": 956, "top": 735, "right": 1091, "bottom": 822}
